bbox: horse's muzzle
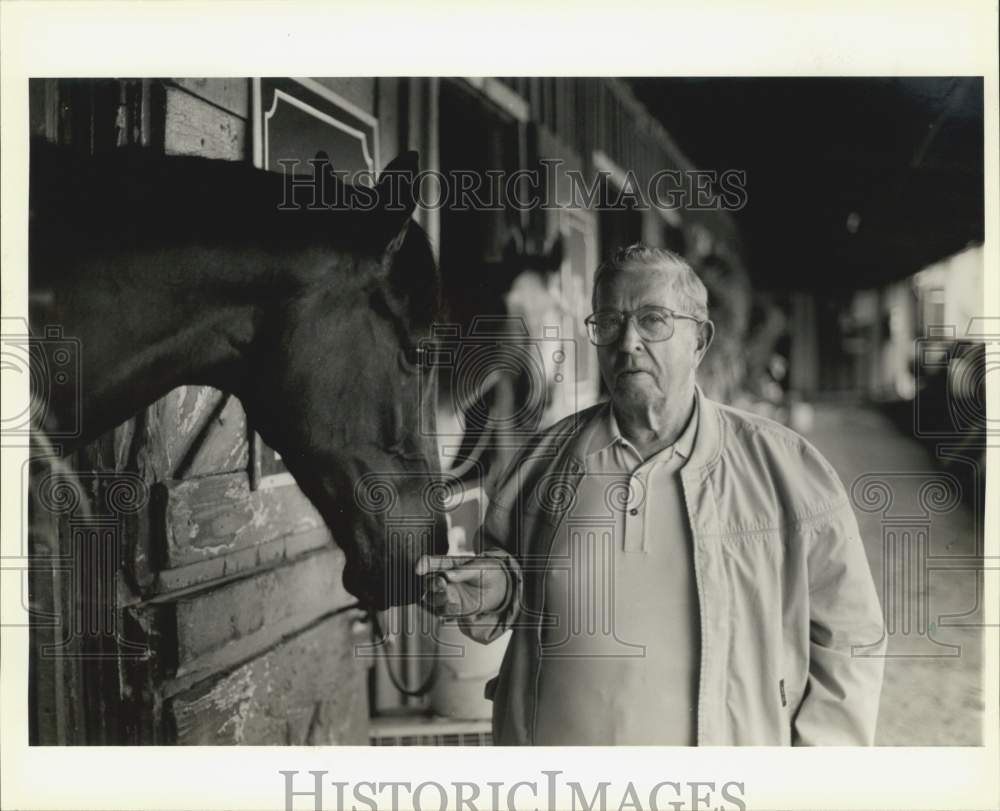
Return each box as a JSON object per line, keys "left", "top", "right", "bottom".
{"left": 342, "top": 508, "right": 448, "bottom": 610}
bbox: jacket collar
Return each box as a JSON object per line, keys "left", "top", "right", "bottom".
{"left": 686, "top": 386, "right": 724, "bottom": 471}
{"left": 566, "top": 386, "right": 724, "bottom": 472}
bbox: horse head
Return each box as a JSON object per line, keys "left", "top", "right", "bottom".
{"left": 240, "top": 154, "right": 448, "bottom": 609}
{"left": 29, "top": 141, "right": 447, "bottom": 610}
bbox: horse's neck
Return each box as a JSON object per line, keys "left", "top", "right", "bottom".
{"left": 32, "top": 245, "right": 259, "bottom": 444}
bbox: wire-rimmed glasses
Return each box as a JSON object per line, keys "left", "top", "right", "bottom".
{"left": 584, "top": 305, "right": 703, "bottom": 346}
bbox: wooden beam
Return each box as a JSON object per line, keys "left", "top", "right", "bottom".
{"left": 163, "top": 85, "right": 246, "bottom": 161}
{"left": 161, "top": 547, "right": 353, "bottom": 696}
{"left": 462, "top": 77, "right": 530, "bottom": 123}
{"left": 170, "top": 78, "right": 250, "bottom": 119}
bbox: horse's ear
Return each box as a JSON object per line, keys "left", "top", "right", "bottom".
{"left": 501, "top": 227, "right": 525, "bottom": 268}
{"left": 374, "top": 151, "right": 419, "bottom": 255}
{"left": 541, "top": 234, "right": 564, "bottom": 272}
{"left": 312, "top": 150, "right": 345, "bottom": 191}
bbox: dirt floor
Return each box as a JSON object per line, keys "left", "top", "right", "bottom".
{"left": 802, "top": 402, "right": 987, "bottom": 745}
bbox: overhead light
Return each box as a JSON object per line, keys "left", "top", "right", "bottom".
{"left": 846, "top": 211, "right": 861, "bottom": 234}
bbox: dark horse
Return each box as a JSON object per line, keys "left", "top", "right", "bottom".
{"left": 28, "top": 140, "right": 447, "bottom": 609}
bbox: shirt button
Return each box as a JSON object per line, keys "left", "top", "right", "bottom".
{"left": 629, "top": 508, "right": 639, "bottom": 516}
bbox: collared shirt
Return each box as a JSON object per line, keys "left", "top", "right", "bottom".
{"left": 533, "top": 398, "right": 701, "bottom": 745}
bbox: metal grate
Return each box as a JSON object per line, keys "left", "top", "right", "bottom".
{"left": 369, "top": 714, "right": 492, "bottom": 746}
{"left": 371, "top": 731, "right": 492, "bottom": 746}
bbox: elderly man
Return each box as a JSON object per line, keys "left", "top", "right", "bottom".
{"left": 419, "top": 244, "right": 885, "bottom": 745}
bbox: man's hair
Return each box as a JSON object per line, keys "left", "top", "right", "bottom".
{"left": 591, "top": 243, "right": 709, "bottom": 321}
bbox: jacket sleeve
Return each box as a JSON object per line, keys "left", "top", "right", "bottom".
{"left": 451, "top": 408, "right": 590, "bottom": 646}
{"left": 792, "top": 501, "right": 886, "bottom": 745}
{"left": 456, "top": 545, "right": 523, "bottom": 644}
{"left": 454, "top": 458, "right": 526, "bottom": 645}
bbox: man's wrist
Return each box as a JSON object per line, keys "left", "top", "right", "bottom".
{"left": 481, "top": 549, "right": 517, "bottom": 615}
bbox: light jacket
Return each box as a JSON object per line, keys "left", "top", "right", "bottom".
{"left": 463, "top": 391, "right": 886, "bottom": 745}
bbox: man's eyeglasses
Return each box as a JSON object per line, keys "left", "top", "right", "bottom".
{"left": 584, "top": 306, "right": 704, "bottom": 346}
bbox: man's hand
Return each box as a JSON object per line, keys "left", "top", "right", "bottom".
{"left": 416, "top": 555, "right": 511, "bottom": 618}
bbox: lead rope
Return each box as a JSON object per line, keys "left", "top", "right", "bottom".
{"left": 366, "top": 605, "right": 442, "bottom": 699}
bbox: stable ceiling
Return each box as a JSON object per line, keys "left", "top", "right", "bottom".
{"left": 628, "top": 77, "right": 985, "bottom": 292}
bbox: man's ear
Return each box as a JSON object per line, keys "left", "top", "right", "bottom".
{"left": 695, "top": 319, "right": 715, "bottom": 365}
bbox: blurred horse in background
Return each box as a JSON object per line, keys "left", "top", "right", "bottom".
{"left": 437, "top": 230, "right": 566, "bottom": 502}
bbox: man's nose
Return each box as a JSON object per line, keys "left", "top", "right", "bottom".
{"left": 616, "top": 315, "right": 645, "bottom": 353}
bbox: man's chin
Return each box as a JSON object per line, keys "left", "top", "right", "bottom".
{"left": 613, "top": 376, "right": 658, "bottom": 402}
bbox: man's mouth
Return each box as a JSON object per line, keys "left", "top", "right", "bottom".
{"left": 616, "top": 369, "right": 651, "bottom": 381}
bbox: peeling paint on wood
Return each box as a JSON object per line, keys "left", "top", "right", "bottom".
{"left": 169, "top": 614, "right": 368, "bottom": 745}
{"left": 149, "top": 526, "right": 332, "bottom": 597}
{"left": 177, "top": 386, "right": 214, "bottom": 438}
{"left": 112, "top": 418, "right": 137, "bottom": 472}
{"left": 158, "top": 473, "right": 323, "bottom": 569}
{"left": 145, "top": 386, "right": 248, "bottom": 480}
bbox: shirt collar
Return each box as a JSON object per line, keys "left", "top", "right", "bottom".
{"left": 586, "top": 392, "right": 700, "bottom": 460}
